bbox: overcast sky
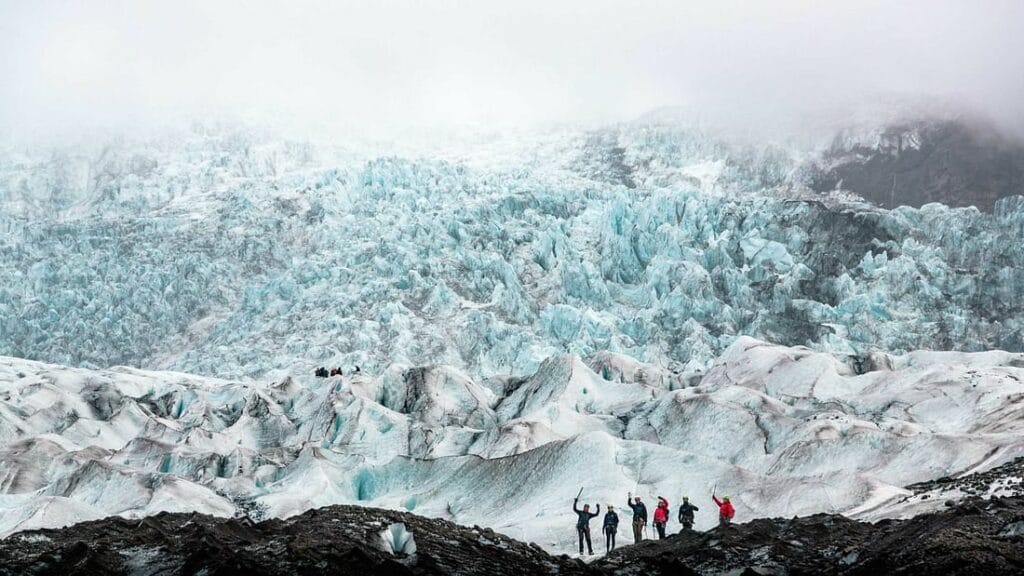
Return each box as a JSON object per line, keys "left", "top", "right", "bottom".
{"left": 1, "top": 0, "right": 1022, "bottom": 139}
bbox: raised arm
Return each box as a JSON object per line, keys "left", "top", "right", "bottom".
{"left": 712, "top": 495, "right": 722, "bottom": 506}
{"left": 573, "top": 499, "right": 581, "bottom": 513}
{"left": 593, "top": 504, "right": 601, "bottom": 517}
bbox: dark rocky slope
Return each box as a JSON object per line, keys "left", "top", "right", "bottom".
{"left": 0, "top": 505, "right": 589, "bottom": 576}
{"left": 3, "top": 498, "right": 1024, "bottom": 575}
{"left": 604, "top": 497, "right": 1024, "bottom": 575}
{"left": 807, "top": 117, "right": 1024, "bottom": 211}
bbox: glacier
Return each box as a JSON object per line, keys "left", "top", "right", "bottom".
{"left": 1, "top": 123, "right": 1022, "bottom": 382}
{"left": 2, "top": 120, "right": 1024, "bottom": 555}
{"left": 2, "top": 339, "right": 1023, "bottom": 553}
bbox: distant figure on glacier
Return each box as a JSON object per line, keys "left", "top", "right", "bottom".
{"left": 627, "top": 493, "right": 647, "bottom": 543}
{"left": 677, "top": 496, "right": 699, "bottom": 531}
{"left": 712, "top": 494, "right": 735, "bottom": 526}
{"left": 572, "top": 498, "right": 600, "bottom": 555}
{"left": 603, "top": 504, "right": 619, "bottom": 553}
{"left": 329, "top": 367, "right": 343, "bottom": 377}
{"left": 314, "top": 367, "right": 329, "bottom": 378}
{"left": 653, "top": 497, "right": 669, "bottom": 539}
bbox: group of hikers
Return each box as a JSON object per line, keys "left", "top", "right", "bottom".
{"left": 572, "top": 491, "right": 735, "bottom": 555}
{"left": 313, "top": 366, "right": 360, "bottom": 378}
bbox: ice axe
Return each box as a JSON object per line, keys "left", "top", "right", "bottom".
{"left": 576, "top": 487, "right": 584, "bottom": 501}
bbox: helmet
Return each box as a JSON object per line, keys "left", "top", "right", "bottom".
{"left": 723, "top": 496, "right": 731, "bottom": 501}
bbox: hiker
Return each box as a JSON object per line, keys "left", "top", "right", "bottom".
{"left": 627, "top": 492, "right": 647, "bottom": 543}
{"left": 573, "top": 497, "right": 600, "bottom": 555}
{"left": 712, "top": 494, "right": 735, "bottom": 527}
{"left": 653, "top": 496, "right": 669, "bottom": 539}
{"left": 329, "top": 367, "right": 343, "bottom": 377}
{"left": 678, "top": 496, "right": 699, "bottom": 532}
{"left": 354, "top": 365, "right": 361, "bottom": 374}
{"left": 314, "top": 367, "right": 328, "bottom": 378}
{"left": 603, "top": 504, "right": 619, "bottom": 553}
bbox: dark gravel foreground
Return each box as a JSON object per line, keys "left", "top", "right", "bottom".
{"left": 603, "top": 497, "right": 1024, "bottom": 575}
{"left": 2, "top": 497, "right": 1023, "bottom": 575}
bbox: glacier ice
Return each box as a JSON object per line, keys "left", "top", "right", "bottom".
{"left": 380, "top": 522, "right": 417, "bottom": 556}
{"left": 0, "top": 126, "right": 1022, "bottom": 381}
{"left": 2, "top": 123, "right": 1024, "bottom": 554}
{"left": 2, "top": 339, "right": 1023, "bottom": 552}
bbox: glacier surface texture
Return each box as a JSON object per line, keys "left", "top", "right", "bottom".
{"left": 2, "top": 340, "right": 1024, "bottom": 551}
{"left": 2, "top": 122, "right": 1024, "bottom": 553}
{"left": 1, "top": 126, "right": 1022, "bottom": 381}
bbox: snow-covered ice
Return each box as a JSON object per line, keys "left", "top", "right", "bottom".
{"left": 2, "top": 338, "right": 1022, "bottom": 552}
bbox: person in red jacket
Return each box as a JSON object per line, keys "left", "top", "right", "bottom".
{"left": 653, "top": 496, "right": 669, "bottom": 539}
{"left": 712, "top": 495, "right": 735, "bottom": 526}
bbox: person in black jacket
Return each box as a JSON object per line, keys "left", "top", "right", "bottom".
{"left": 678, "top": 496, "right": 699, "bottom": 531}
{"left": 627, "top": 492, "right": 647, "bottom": 543}
{"left": 603, "top": 505, "right": 619, "bottom": 553}
{"left": 573, "top": 498, "right": 600, "bottom": 555}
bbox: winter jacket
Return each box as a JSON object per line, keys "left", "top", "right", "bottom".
{"left": 627, "top": 498, "right": 647, "bottom": 523}
{"left": 678, "top": 501, "right": 699, "bottom": 523}
{"left": 603, "top": 511, "right": 619, "bottom": 532}
{"left": 653, "top": 498, "right": 669, "bottom": 524}
{"left": 712, "top": 496, "right": 735, "bottom": 519}
{"left": 573, "top": 500, "right": 600, "bottom": 529}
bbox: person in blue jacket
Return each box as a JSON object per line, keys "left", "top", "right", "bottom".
{"left": 603, "top": 504, "right": 619, "bottom": 553}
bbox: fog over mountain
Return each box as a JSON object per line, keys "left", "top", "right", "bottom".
{"left": 1, "top": 1, "right": 1023, "bottom": 140}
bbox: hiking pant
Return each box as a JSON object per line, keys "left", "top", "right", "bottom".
{"left": 680, "top": 521, "right": 693, "bottom": 533}
{"left": 654, "top": 521, "right": 666, "bottom": 539}
{"left": 577, "top": 526, "right": 592, "bottom": 555}
{"left": 719, "top": 515, "right": 731, "bottom": 527}
{"left": 604, "top": 528, "right": 616, "bottom": 553}
{"left": 632, "top": 518, "right": 644, "bottom": 543}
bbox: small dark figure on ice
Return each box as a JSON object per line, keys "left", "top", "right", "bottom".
{"left": 573, "top": 497, "right": 600, "bottom": 555}
{"left": 678, "top": 496, "right": 699, "bottom": 532}
{"left": 603, "top": 505, "right": 619, "bottom": 553}
{"left": 627, "top": 492, "right": 647, "bottom": 543}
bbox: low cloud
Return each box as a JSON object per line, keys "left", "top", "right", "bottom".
{"left": 1, "top": 0, "right": 1022, "bottom": 140}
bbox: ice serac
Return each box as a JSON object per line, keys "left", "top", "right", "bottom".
{"left": 2, "top": 339, "right": 1023, "bottom": 552}
{"left": 1, "top": 124, "right": 1022, "bottom": 382}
